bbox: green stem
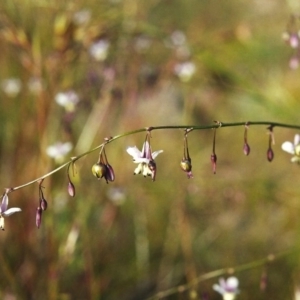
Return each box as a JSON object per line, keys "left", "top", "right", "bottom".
{"left": 146, "top": 247, "right": 300, "bottom": 300}
{"left": 5, "top": 121, "right": 300, "bottom": 194}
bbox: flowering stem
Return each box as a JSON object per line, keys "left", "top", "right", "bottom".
{"left": 5, "top": 121, "right": 300, "bottom": 195}
{"left": 146, "top": 247, "right": 300, "bottom": 300}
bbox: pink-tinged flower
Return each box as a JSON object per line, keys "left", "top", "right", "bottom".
{"left": 126, "top": 141, "right": 163, "bottom": 181}
{"left": 213, "top": 277, "right": 239, "bottom": 300}
{"left": 55, "top": 90, "right": 79, "bottom": 112}
{"left": 0, "top": 194, "right": 21, "bottom": 230}
{"left": 46, "top": 142, "right": 73, "bottom": 164}
{"left": 281, "top": 134, "right": 300, "bottom": 163}
{"left": 89, "top": 40, "right": 110, "bottom": 61}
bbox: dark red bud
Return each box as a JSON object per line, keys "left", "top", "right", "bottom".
{"left": 105, "top": 164, "right": 115, "bottom": 182}
{"left": 267, "top": 148, "right": 274, "bottom": 162}
{"left": 68, "top": 181, "right": 76, "bottom": 197}
{"left": 36, "top": 207, "right": 42, "bottom": 228}
{"left": 243, "top": 143, "right": 250, "bottom": 156}
{"left": 211, "top": 153, "right": 217, "bottom": 174}
{"left": 148, "top": 160, "right": 157, "bottom": 181}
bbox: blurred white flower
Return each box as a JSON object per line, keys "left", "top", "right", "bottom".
{"left": 89, "top": 40, "right": 110, "bottom": 61}
{"left": 46, "top": 142, "right": 72, "bottom": 164}
{"left": 73, "top": 9, "right": 91, "bottom": 25}
{"left": 170, "top": 30, "right": 186, "bottom": 46}
{"left": 174, "top": 61, "right": 196, "bottom": 82}
{"left": 213, "top": 277, "right": 239, "bottom": 300}
{"left": 282, "top": 134, "right": 300, "bottom": 163}
{"left": 1, "top": 78, "right": 22, "bottom": 97}
{"left": 0, "top": 194, "right": 22, "bottom": 231}
{"left": 55, "top": 90, "right": 79, "bottom": 112}
{"left": 28, "top": 77, "right": 44, "bottom": 94}
{"left": 107, "top": 187, "right": 126, "bottom": 205}
{"left": 134, "top": 35, "right": 152, "bottom": 52}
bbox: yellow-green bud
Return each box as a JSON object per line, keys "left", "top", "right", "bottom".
{"left": 92, "top": 163, "right": 107, "bottom": 179}
{"left": 180, "top": 159, "right": 192, "bottom": 172}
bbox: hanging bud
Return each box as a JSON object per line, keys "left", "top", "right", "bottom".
{"left": 148, "top": 160, "right": 157, "bottom": 181}
{"left": 68, "top": 180, "right": 76, "bottom": 197}
{"left": 211, "top": 153, "right": 217, "bottom": 174}
{"left": 267, "top": 147, "right": 274, "bottom": 162}
{"left": 40, "top": 197, "right": 48, "bottom": 211}
{"left": 260, "top": 270, "right": 267, "bottom": 291}
{"left": 105, "top": 163, "right": 115, "bottom": 182}
{"left": 92, "top": 163, "right": 107, "bottom": 179}
{"left": 180, "top": 159, "right": 193, "bottom": 178}
{"left": 243, "top": 143, "right": 251, "bottom": 156}
{"left": 36, "top": 207, "right": 42, "bottom": 228}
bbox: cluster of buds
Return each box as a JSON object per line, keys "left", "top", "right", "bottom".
{"left": 180, "top": 129, "right": 193, "bottom": 178}
{"left": 92, "top": 144, "right": 115, "bottom": 183}
{"left": 126, "top": 130, "right": 163, "bottom": 181}
{"left": 283, "top": 15, "right": 300, "bottom": 69}
{"left": 36, "top": 180, "right": 48, "bottom": 228}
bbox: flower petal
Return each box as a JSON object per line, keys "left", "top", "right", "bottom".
{"left": 2, "top": 207, "right": 22, "bottom": 216}
{"left": 294, "top": 134, "right": 300, "bottom": 146}
{"left": 142, "top": 141, "right": 151, "bottom": 159}
{"left": 126, "top": 146, "right": 142, "bottom": 159}
{"left": 281, "top": 141, "right": 295, "bottom": 154}
{"left": 0, "top": 194, "right": 8, "bottom": 213}
{"left": 152, "top": 150, "right": 163, "bottom": 159}
{"left": 226, "top": 277, "right": 239, "bottom": 291}
{"left": 212, "top": 284, "right": 224, "bottom": 294}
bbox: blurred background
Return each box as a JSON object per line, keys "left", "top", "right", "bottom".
{"left": 1, "top": 0, "right": 300, "bottom": 299}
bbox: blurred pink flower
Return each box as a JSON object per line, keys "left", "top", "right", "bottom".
{"left": 213, "top": 277, "right": 239, "bottom": 300}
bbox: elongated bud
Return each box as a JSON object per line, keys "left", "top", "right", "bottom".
{"left": 68, "top": 181, "right": 76, "bottom": 197}
{"left": 36, "top": 207, "right": 42, "bottom": 228}
{"left": 148, "top": 160, "right": 157, "bottom": 181}
{"left": 267, "top": 147, "right": 274, "bottom": 162}
{"left": 105, "top": 164, "right": 115, "bottom": 182}
{"left": 243, "top": 142, "right": 250, "bottom": 156}
{"left": 40, "top": 197, "right": 48, "bottom": 211}
{"left": 211, "top": 153, "right": 217, "bottom": 174}
{"left": 92, "top": 163, "right": 107, "bottom": 179}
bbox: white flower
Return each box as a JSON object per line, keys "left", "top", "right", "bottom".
{"left": 126, "top": 141, "right": 163, "bottom": 181}
{"left": 46, "top": 142, "right": 72, "bottom": 164}
{"left": 89, "top": 40, "right": 110, "bottom": 61}
{"left": 0, "top": 194, "right": 22, "bottom": 230}
{"left": 174, "top": 61, "right": 196, "bottom": 82}
{"left": 55, "top": 90, "right": 79, "bottom": 112}
{"left": 281, "top": 134, "right": 300, "bottom": 163}
{"left": 1, "top": 78, "right": 22, "bottom": 97}
{"left": 213, "top": 277, "right": 239, "bottom": 300}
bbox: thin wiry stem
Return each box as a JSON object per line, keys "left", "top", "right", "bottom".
{"left": 4, "top": 121, "right": 300, "bottom": 195}
{"left": 146, "top": 247, "right": 300, "bottom": 300}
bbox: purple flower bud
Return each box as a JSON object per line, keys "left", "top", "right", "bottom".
{"left": 105, "top": 163, "right": 115, "bottom": 182}
{"left": 267, "top": 147, "right": 274, "bottom": 162}
{"left": 40, "top": 197, "right": 48, "bottom": 211}
{"left": 68, "top": 181, "right": 76, "bottom": 197}
{"left": 148, "top": 160, "right": 157, "bottom": 181}
{"left": 36, "top": 207, "right": 42, "bottom": 228}
{"left": 243, "top": 142, "right": 251, "bottom": 156}
{"left": 211, "top": 153, "right": 217, "bottom": 174}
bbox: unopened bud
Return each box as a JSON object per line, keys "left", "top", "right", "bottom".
{"left": 211, "top": 153, "right": 217, "bottom": 174}
{"left": 92, "top": 163, "right": 107, "bottom": 179}
{"left": 36, "top": 207, "right": 42, "bottom": 228}
{"left": 243, "top": 143, "right": 250, "bottom": 156}
{"left": 68, "top": 181, "right": 76, "bottom": 197}
{"left": 148, "top": 160, "right": 157, "bottom": 181}
{"left": 267, "top": 148, "right": 274, "bottom": 162}
{"left": 40, "top": 197, "right": 48, "bottom": 211}
{"left": 105, "top": 164, "right": 115, "bottom": 182}
{"left": 180, "top": 158, "right": 192, "bottom": 173}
